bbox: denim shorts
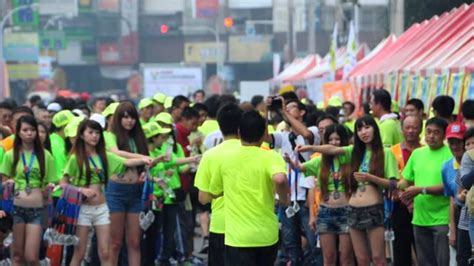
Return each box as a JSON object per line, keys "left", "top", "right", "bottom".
{"left": 105, "top": 181, "right": 143, "bottom": 213}
{"left": 348, "top": 204, "right": 384, "bottom": 230}
{"left": 317, "top": 205, "right": 350, "bottom": 234}
{"left": 12, "top": 206, "right": 45, "bottom": 225}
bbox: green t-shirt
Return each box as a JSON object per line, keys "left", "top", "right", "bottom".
{"left": 149, "top": 148, "right": 167, "bottom": 199}
{"left": 209, "top": 146, "right": 286, "bottom": 247}
{"left": 341, "top": 146, "right": 399, "bottom": 179}
{"left": 104, "top": 131, "right": 118, "bottom": 150}
{"left": 303, "top": 152, "right": 351, "bottom": 192}
{"left": 402, "top": 145, "right": 452, "bottom": 226}
{"left": 0, "top": 146, "right": 4, "bottom": 164}
{"left": 0, "top": 149, "right": 55, "bottom": 190}
{"left": 63, "top": 152, "right": 126, "bottom": 187}
{"left": 50, "top": 133, "right": 67, "bottom": 182}
{"left": 379, "top": 118, "right": 404, "bottom": 147}
{"left": 195, "top": 139, "right": 240, "bottom": 234}
{"left": 154, "top": 142, "right": 183, "bottom": 204}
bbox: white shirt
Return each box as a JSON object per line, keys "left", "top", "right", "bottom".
{"left": 272, "top": 126, "right": 320, "bottom": 201}
{"left": 204, "top": 130, "right": 224, "bottom": 151}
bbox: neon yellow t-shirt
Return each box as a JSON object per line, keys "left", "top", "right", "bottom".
{"left": 402, "top": 145, "right": 452, "bottom": 226}
{"left": 198, "top": 120, "right": 219, "bottom": 137}
{"left": 379, "top": 118, "right": 404, "bottom": 147}
{"left": 0, "top": 149, "right": 55, "bottom": 190}
{"left": 344, "top": 119, "right": 356, "bottom": 133}
{"left": 209, "top": 146, "right": 286, "bottom": 247}
{"left": 195, "top": 139, "right": 240, "bottom": 234}
{"left": 63, "top": 152, "right": 126, "bottom": 187}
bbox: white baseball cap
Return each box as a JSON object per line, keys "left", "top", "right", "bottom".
{"left": 47, "top": 102, "right": 62, "bottom": 112}
{"left": 90, "top": 113, "right": 106, "bottom": 129}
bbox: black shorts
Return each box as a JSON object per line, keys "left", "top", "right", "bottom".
{"left": 209, "top": 233, "right": 225, "bottom": 266}
{"left": 190, "top": 186, "right": 211, "bottom": 212}
{"left": 225, "top": 243, "right": 278, "bottom": 266}
{"left": 348, "top": 204, "right": 384, "bottom": 230}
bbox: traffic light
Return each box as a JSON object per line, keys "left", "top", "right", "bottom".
{"left": 160, "top": 24, "right": 169, "bottom": 34}
{"left": 224, "top": 17, "right": 234, "bottom": 28}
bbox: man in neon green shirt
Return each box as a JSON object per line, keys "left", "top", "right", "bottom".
{"left": 371, "top": 89, "right": 403, "bottom": 147}
{"left": 209, "top": 110, "right": 289, "bottom": 265}
{"left": 195, "top": 103, "right": 242, "bottom": 265}
{"left": 399, "top": 117, "right": 452, "bottom": 266}
{"left": 198, "top": 95, "right": 220, "bottom": 138}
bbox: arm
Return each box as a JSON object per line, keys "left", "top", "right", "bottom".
{"left": 273, "top": 172, "right": 290, "bottom": 206}
{"left": 402, "top": 184, "right": 445, "bottom": 201}
{"left": 281, "top": 110, "right": 314, "bottom": 143}
{"left": 307, "top": 188, "right": 316, "bottom": 232}
{"left": 296, "top": 144, "right": 345, "bottom": 156}
{"left": 448, "top": 198, "right": 456, "bottom": 247}
{"left": 110, "top": 147, "right": 148, "bottom": 160}
{"left": 461, "top": 168, "right": 474, "bottom": 189}
{"left": 397, "top": 178, "right": 413, "bottom": 190}
{"left": 198, "top": 191, "right": 213, "bottom": 205}
{"left": 354, "top": 172, "right": 393, "bottom": 188}
{"left": 124, "top": 157, "right": 150, "bottom": 168}
{"left": 175, "top": 155, "right": 200, "bottom": 166}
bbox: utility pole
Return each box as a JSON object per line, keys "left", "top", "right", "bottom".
{"left": 287, "top": 0, "right": 295, "bottom": 62}
{"left": 390, "top": 0, "right": 404, "bottom": 35}
{"left": 308, "top": 0, "right": 316, "bottom": 54}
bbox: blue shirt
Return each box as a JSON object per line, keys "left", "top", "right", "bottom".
{"left": 442, "top": 158, "right": 461, "bottom": 205}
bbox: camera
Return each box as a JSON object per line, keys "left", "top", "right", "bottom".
{"left": 269, "top": 96, "right": 283, "bottom": 110}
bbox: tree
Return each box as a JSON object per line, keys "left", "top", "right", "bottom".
{"left": 405, "top": 0, "right": 472, "bottom": 28}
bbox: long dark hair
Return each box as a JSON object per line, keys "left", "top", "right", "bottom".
{"left": 71, "top": 120, "right": 109, "bottom": 186}
{"left": 37, "top": 122, "right": 51, "bottom": 152}
{"left": 350, "top": 115, "right": 385, "bottom": 192}
{"left": 319, "top": 124, "right": 351, "bottom": 199}
{"left": 12, "top": 115, "right": 46, "bottom": 181}
{"left": 111, "top": 101, "right": 149, "bottom": 155}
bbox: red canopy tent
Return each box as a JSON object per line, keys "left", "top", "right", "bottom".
{"left": 348, "top": 3, "right": 473, "bottom": 107}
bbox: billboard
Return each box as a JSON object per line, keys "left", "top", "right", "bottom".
{"left": 142, "top": 65, "right": 203, "bottom": 97}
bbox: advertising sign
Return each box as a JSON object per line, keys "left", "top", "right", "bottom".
{"left": 142, "top": 66, "right": 203, "bottom": 97}
{"left": 12, "top": 0, "right": 39, "bottom": 27}
{"left": 3, "top": 31, "right": 39, "bottom": 62}
{"left": 184, "top": 42, "right": 225, "bottom": 63}
{"left": 194, "top": 0, "right": 219, "bottom": 18}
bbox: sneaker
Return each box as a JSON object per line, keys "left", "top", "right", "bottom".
{"left": 199, "top": 236, "right": 209, "bottom": 254}
{"left": 188, "top": 256, "right": 204, "bottom": 266}
{"left": 468, "top": 256, "right": 474, "bottom": 266}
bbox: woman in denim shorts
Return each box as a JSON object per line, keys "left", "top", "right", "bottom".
{"left": 298, "top": 116, "right": 399, "bottom": 266}
{"left": 63, "top": 120, "right": 155, "bottom": 266}
{"left": 105, "top": 102, "right": 161, "bottom": 265}
{"left": 0, "top": 115, "right": 56, "bottom": 265}
{"left": 298, "top": 125, "right": 355, "bottom": 266}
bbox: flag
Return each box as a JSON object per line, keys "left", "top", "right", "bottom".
{"left": 329, "top": 23, "right": 338, "bottom": 80}
{"left": 462, "top": 72, "right": 474, "bottom": 101}
{"left": 343, "top": 20, "right": 357, "bottom": 80}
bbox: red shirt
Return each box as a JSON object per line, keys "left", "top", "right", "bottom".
{"left": 175, "top": 123, "right": 191, "bottom": 157}
{"left": 175, "top": 123, "right": 192, "bottom": 192}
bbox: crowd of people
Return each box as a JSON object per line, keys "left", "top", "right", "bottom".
{"left": 0, "top": 87, "right": 472, "bottom": 266}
